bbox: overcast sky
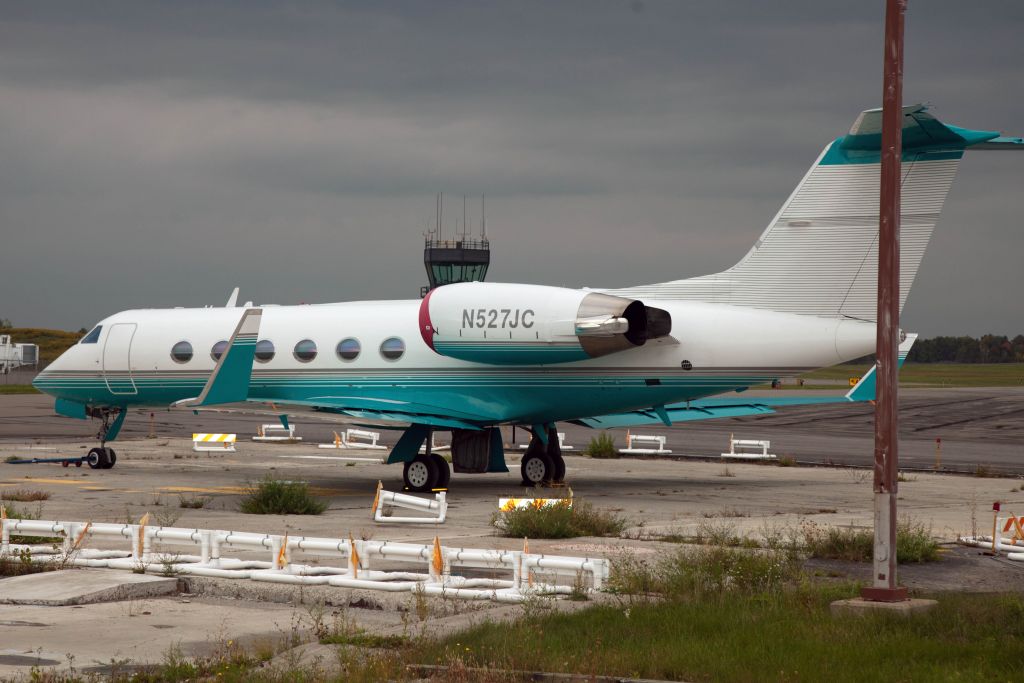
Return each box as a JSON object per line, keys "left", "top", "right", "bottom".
{"left": 1, "top": 1, "right": 1021, "bottom": 336}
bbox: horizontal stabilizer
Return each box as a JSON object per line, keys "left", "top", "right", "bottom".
{"left": 574, "top": 335, "right": 918, "bottom": 429}
{"left": 845, "top": 333, "right": 917, "bottom": 402}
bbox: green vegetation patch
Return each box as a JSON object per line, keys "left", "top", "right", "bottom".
{"left": 802, "top": 519, "right": 941, "bottom": 564}
{"left": 803, "top": 362, "right": 1024, "bottom": 387}
{"left": 239, "top": 476, "right": 327, "bottom": 515}
{"left": 583, "top": 432, "right": 619, "bottom": 459}
{"left": 0, "top": 384, "right": 40, "bottom": 394}
{"left": 492, "top": 499, "right": 626, "bottom": 539}
{"left": 423, "top": 587, "right": 1024, "bottom": 682}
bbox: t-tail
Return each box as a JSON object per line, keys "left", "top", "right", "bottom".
{"left": 607, "top": 104, "right": 1022, "bottom": 321}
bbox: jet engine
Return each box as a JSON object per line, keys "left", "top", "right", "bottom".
{"left": 418, "top": 282, "right": 671, "bottom": 365}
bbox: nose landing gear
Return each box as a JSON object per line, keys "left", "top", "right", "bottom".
{"left": 85, "top": 407, "right": 125, "bottom": 470}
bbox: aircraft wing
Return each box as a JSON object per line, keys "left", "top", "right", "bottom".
{"left": 573, "top": 334, "right": 916, "bottom": 429}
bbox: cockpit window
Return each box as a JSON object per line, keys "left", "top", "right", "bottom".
{"left": 79, "top": 326, "right": 102, "bottom": 344}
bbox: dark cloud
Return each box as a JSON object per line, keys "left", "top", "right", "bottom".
{"left": 0, "top": 1, "right": 1021, "bottom": 336}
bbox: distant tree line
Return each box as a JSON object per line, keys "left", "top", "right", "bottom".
{"left": 851, "top": 335, "right": 1024, "bottom": 364}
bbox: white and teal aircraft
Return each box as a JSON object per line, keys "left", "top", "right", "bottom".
{"left": 33, "top": 105, "right": 1020, "bottom": 491}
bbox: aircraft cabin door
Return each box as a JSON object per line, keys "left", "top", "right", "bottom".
{"left": 103, "top": 323, "right": 138, "bottom": 395}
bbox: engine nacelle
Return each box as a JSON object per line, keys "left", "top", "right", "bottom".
{"left": 418, "top": 282, "right": 671, "bottom": 365}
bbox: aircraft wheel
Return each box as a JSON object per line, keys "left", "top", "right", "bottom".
{"left": 550, "top": 453, "right": 566, "bottom": 483}
{"left": 403, "top": 455, "right": 438, "bottom": 493}
{"left": 61, "top": 461, "right": 70, "bottom": 468}
{"left": 102, "top": 448, "right": 117, "bottom": 469}
{"left": 430, "top": 454, "right": 451, "bottom": 489}
{"left": 86, "top": 447, "right": 105, "bottom": 470}
{"left": 521, "top": 452, "right": 554, "bottom": 486}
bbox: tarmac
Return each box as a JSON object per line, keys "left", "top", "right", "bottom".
{"left": 0, "top": 388, "right": 1023, "bottom": 677}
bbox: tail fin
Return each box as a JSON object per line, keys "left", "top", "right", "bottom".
{"left": 608, "top": 105, "right": 1009, "bottom": 321}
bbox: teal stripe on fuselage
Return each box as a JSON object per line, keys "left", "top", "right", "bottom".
{"left": 33, "top": 369, "right": 782, "bottom": 423}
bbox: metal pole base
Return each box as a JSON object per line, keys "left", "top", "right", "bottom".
{"left": 860, "top": 586, "right": 909, "bottom": 602}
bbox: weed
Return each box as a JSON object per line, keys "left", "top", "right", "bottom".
{"left": 152, "top": 508, "right": 182, "bottom": 527}
{"left": 492, "top": 499, "right": 626, "bottom": 539}
{"left": 584, "top": 432, "right": 619, "bottom": 459}
{"left": 702, "top": 507, "right": 750, "bottom": 519}
{"left": 239, "top": 475, "right": 327, "bottom": 515}
{"left": 776, "top": 455, "right": 796, "bottom": 467}
{"left": 717, "top": 466, "right": 735, "bottom": 478}
{"left": 897, "top": 471, "right": 917, "bottom": 482}
{"left": 610, "top": 544, "right": 799, "bottom": 599}
{"left": 801, "top": 518, "right": 940, "bottom": 563}
{"left": 974, "top": 463, "right": 995, "bottom": 478}
{"left": 0, "top": 488, "right": 51, "bottom": 502}
{"left": 178, "top": 493, "right": 210, "bottom": 509}
{"left": 321, "top": 631, "right": 409, "bottom": 648}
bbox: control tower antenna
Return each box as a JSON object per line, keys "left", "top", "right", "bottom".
{"left": 481, "top": 194, "right": 486, "bottom": 237}
{"left": 421, "top": 193, "right": 491, "bottom": 297}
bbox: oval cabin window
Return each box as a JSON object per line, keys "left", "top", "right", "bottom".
{"left": 337, "top": 338, "right": 361, "bottom": 361}
{"left": 294, "top": 339, "right": 317, "bottom": 362}
{"left": 211, "top": 340, "right": 229, "bottom": 361}
{"left": 171, "top": 341, "right": 194, "bottom": 364}
{"left": 380, "top": 337, "right": 405, "bottom": 361}
{"left": 254, "top": 339, "right": 276, "bottom": 363}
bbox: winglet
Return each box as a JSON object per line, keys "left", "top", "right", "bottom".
{"left": 845, "top": 333, "right": 918, "bottom": 402}
{"left": 176, "top": 309, "right": 261, "bottom": 407}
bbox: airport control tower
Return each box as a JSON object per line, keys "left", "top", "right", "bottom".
{"left": 421, "top": 195, "right": 491, "bottom": 297}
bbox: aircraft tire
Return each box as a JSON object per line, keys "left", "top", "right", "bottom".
{"left": 403, "top": 455, "right": 438, "bottom": 493}
{"left": 103, "top": 448, "right": 117, "bottom": 469}
{"left": 86, "top": 447, "right": 105, "bottom": 469}
{"left": 430, "top": 454, "right": 451, "bottom": 489}
{"left": 550, "top": 453, "right": 566, "bottom": 483}
{"left": 521, "top": 452, "right": 554, "bottom": 487}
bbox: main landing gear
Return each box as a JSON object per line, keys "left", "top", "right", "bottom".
{"left": 520, "top": 426, "right": 566, "bottom": 486}
{"left": 402, "top": 450, "right": 451, "bottom": 493}
{"left": 85, "top": 407, "right": 122, "bottom": 470}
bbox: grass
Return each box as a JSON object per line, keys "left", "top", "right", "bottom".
{"left": 178, "top": 494, "right": 211, "bottom": 509}
{"left": 802, "top": 361, "right": 1024, "bottom": 387}
{"left": 802, "top": 518, "right": 941, "bottom": 563}
{"left": 583, "top": 432, "right": 619, "bottom": 458}
{"left": 0, "top": 488, "right": 51, "bottom": 502}
{"left": 239, "top": 475, "right": 327, "bottom": 515}
{"left": 492, "top": 499, "right": 626, "bottom": 539}
{"left": 0, "top": 383, "right": 40, "bottom": 394}
{"left": 423, "top": 586, "right": 1024, "bottom": 682}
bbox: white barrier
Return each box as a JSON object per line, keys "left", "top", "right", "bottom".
{"left": 253, "top": 424, "right": 302, "bottom": 443}
{"left": 192, "top": 433, "right": 237, "bottom": 452}
{"left": 372, "top": 481, "right": 447, "bottom": 524}
{"left": 960, "top": 513, "right": 1024, "bottom": 560}
{"left": 721, "top": 436, "right": 776, "bottom": 460}
{"left": 318, "top": 429, "right": 385, "bottom": 450}
{"left": 620, "top": 433, "right": 671, "bottom": 455}
{"left": 514, "top": 432, "right": 573, "bottom": 451}
{"left": 0, "top": 515, "right": 608, "bottom": 603}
